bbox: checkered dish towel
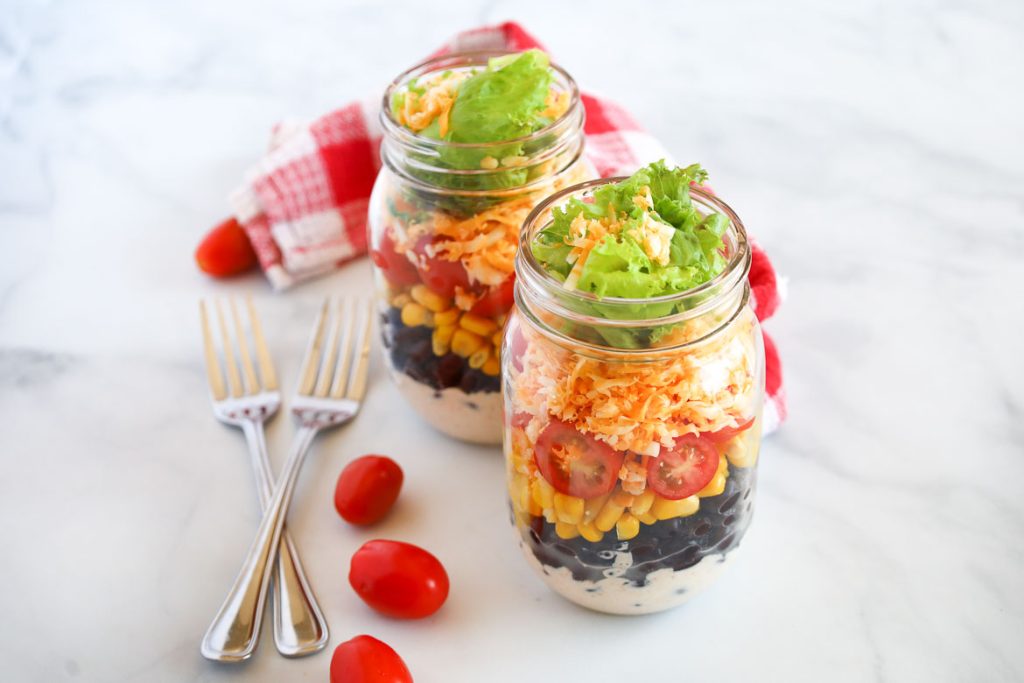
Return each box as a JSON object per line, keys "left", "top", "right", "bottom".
{"left": 228, "top": 22, "right": 787, "bottom": 432}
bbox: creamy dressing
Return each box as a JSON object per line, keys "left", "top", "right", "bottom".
{"left": 393, "top": 372, "right": 503, "bottom": 445}
{"left": 521, "top": 540, "right": 735, "bottom": 615}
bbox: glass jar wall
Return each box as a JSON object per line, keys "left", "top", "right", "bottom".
{"left": 368, "top": 51, "right": 591, "bottom": 444}
{"left": 503, "top": 179, "right": 765, "bottom": 614}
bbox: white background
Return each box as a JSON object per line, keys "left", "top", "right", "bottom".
{"left": 1, "top": 0, "right": 1022, "bottom": 681}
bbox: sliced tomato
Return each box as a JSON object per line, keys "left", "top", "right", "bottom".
{"left": 371, "top": 229, "right": 420, "bottom": 287}
{"left": 412, "top": 235, "right": 471, "bottom": 297}
{"left": 647, "top": 433, "right": 720, "bottom": 500}
{"left": 470, "top": 277, "right": 515, "bottom": 318}
{"left": 705, "top": 416, "right": 755, "bottom": 443}
{"left": 534, "top": 420, "right": 624, "bottom": 498}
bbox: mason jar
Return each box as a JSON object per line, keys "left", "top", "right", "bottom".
{"left": 368, "top": 51, "right": 591, "bottom": 444}
{"left": 503, "top": 178, "right": 765, "bottom": 614}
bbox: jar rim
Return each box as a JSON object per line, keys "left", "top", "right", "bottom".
{"left": 515, "top": 177, "right": 751, "bottom": 335}
{"left": 379, "top": 49, "right": 582, "bottom": 152}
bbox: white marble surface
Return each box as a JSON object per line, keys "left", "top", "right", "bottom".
{"left": 2, "top": 1, "right": 1022, "bottom": 681}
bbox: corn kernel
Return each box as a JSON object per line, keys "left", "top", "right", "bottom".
{"left": 468, "top": 346, "right": 490, "bottom": 369}
{"left": 725, "top": 437, "right": 758, "bottom": 468}
{"left": 578, "top": 521, "right": 604, "bottom": 543}
{"left": 492, "top": 330, "right": 503, "bottom": 347}
{"left": 482, "top": 357, "right": 501, "bottom": 376}
{"left": 410, "top": 284, "right": 450, "bottom": 313}
{"left": 611, "top": 490, "right": 634, "bottom": 508}
{"left": 432, "top": 324, "right": 456, "bottom": 356}
{"left": 697, "top": 473, "right": 727, "bottom": 498}
{"left": 401, "top": 302, "right": 432, "bottom": 327}
{"left": 528, "top": 497, "right": 543, "bottom": 517}
{"left": 480, "top": 155, "right": 499, "bottom": 170}
{"left": 554, "top": 493, "right": 584, "bottom": 525}
{"left": 532, "top": 477, "right": 555, "bottom": 509}
{"left": 555, "top": 521, "right": 580, "bottom": 540}
{"left": 391, "top": 293, "right": 411, "bottom": 308}
{"left": 543, "top": 508, "right": 557, "bottom": 524}
{"left": 652, "top": 495, "right": 700, "bottom": 521}
{"left": 595, "top": 498, "right": 626, "bottom": 532}
{"left": 451, "top": 328, "right": 485, "bottom": 357}
{"left": 460, "top": 313, "right": 498, "bottom": 337}
{"left": 434, "top": 308, "right": 460, "bottom": 326}
{"left": 638, "top": 511, "right": 658, "bottom": 525}
{"left": 630, "top": 490, "right": 655, "bottom": 517}
{"left": 583, "top": 492, "right": 611, "bottom": 523}
{"left": 616, "top": 513, "right": 640, "bottom": 540}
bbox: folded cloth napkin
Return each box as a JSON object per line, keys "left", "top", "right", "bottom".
{"left": 228, "top": 21, "right": 787, "bottom": 432}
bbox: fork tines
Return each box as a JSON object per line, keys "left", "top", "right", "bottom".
{"left": 296, "top": 297, "right": 373, "bottom": 401}
{"left": 200, "top": 297, "right": 279, "bottom": 400}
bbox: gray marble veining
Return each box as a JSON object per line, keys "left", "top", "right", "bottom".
{"left": 1, "top": 0, "right": 1021, "bottom": 681}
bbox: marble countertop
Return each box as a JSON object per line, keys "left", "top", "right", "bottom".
{"left": 2, "top": 1, "right": 1022, "bottom": 681}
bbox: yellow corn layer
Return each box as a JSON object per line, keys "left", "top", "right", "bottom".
{"left": 451, "top": 329, "right": 485, "bottom": 357}
{"left": 554, "top": 493, "right": 584, "bottom": 525}
{"left": 630, "top": 490, "right": 656, "bottom": 517}
{"left": 434, "top": 308, "right": 460, "bottom": 326}
{"left": 578, "top": 521, "right": 604, "bottom": 543}
{"left": 638, "top": 511, "right": 658, "bottom": 525}
{"left": 555, "top": 521, "right": 580, "bottom": 540}
{"left": 651, "top": 495, "right": 700, "bottom": 521}
{"left": 401, "top": 302, "right": 432, "bottom": 327}
{"left": 460, "top": 313, "right": 498, "bottom": 337}
{"left": 531, "top": 477, "right": 555, "bottom": 510}
{"left": 698, "top": 455, "right": 730, "bottom": 498}
{"left": 616, "top": 513, "right": 640, "bottom": 540}
{"left": 595, "top": 498, "right": 626, "bottom": 533}
{"left": 611, "top": 490, "right": 635, "bottom": 508}
{"left": 583, "top": 492, "right": 611, "bottom": 523}
{"left": 410, "top": 284, "right": 450, "bottom": 313}
{"left": 468, "top": 346, "right": 490, "bottom": 370}
{"left": 482, "top": 357, "right": 501, "bottom": 376}
{"left": 432, "top": 324, "right": 456, "bottom": 356}
{"left": 725, "top": 436, "right": 758, "bottom": 468}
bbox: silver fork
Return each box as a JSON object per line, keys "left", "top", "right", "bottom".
{"left": 201, "top": 297, "right": 373, "bottom": 663}
{"left": 199, "top": 297, "right": 329, "bottom": 659}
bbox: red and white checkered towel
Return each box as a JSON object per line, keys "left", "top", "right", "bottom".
{"left": 228, "top": 22, "right": 787, "bottom": 432}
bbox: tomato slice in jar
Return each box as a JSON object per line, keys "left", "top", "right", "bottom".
{"left": 469, "top": 277, "right": 515, "bottom": 318}
{"left": 646, "top": 434, "right": 720, "bottom": 500}
{"left": 412, "top": 235, "right": 472, "bottom": 297}
{"left": 371, "top": 230, "right": 420, "bottom": 287}
{"left": 704, "top": 416, "right": 755, "bottom": 443}
{"left": 534, "top": 420, "right": 624, "bottom": 498}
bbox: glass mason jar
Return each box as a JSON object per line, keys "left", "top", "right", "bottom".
{"left": 368, "top": 51, "right": 591, "bottom": 444}
{"left": 503, "top": 178, "right": 765, "bottom": 614}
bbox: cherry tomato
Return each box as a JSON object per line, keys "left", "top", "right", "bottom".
{"left": 330, "top": 635, "right": 412, "bottom": 683}
{"left": 349, "top": 540, "right": 449, "bottom": 619}
{"left": 705, "top": 416, "right": 755, "bottom": 443}
{"left": 647, "top": 433, "right": 720, "bottom": 500}
{"left": 334, "top": 455, "right": 404, "bottom": 526}
{"left": 469, "top": 277, "right": 515, "bottom": 318}
{"left": 195, "top": 217, "right": 258, "bottom": 277}
{"left": 534, "top": 419, "right": 625, "bottom": 498}
{"left": 371, "top": 230, "right": 420, "bottom": 287}
{"left": 412, "top": 235, "right": 471, "bottom": 297}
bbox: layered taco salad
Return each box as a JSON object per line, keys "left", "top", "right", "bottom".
{"left": 372, "top": 49, "right": 590, "bottom": 444}
{"left": 504, "top": 162, "right": 764, "bottom": 614}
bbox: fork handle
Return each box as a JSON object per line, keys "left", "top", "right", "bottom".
{"left": 243, "top": 421, "right": 329, "bottom": 657}
{"left": 201, "top": 425, "right": 319, "bottom": 662}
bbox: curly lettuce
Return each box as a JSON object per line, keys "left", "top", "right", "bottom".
{"left": 529, "top": 161, "right": 731, "bottom": 347}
